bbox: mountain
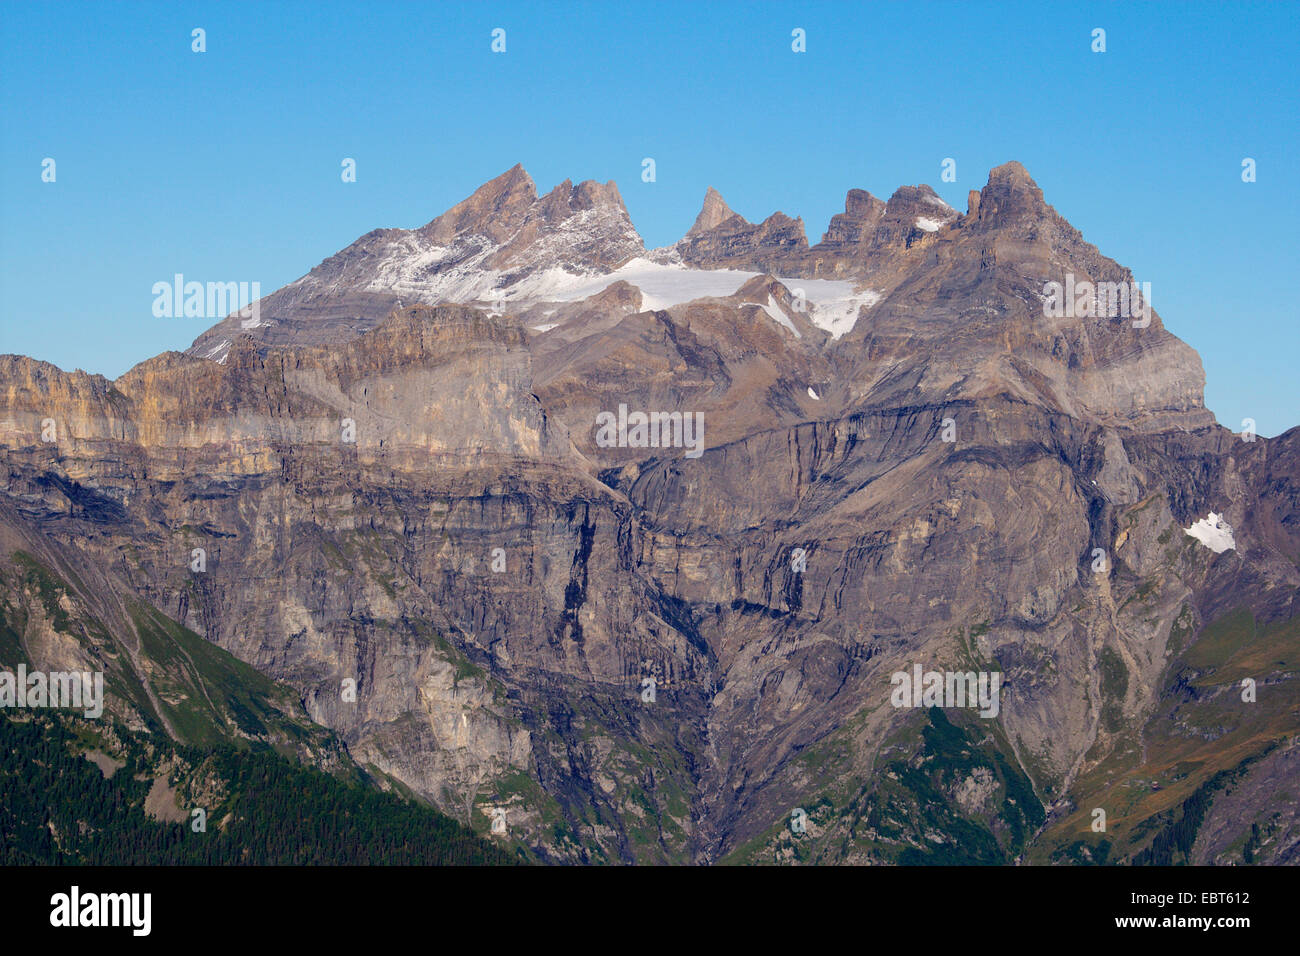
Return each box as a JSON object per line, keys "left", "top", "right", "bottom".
{"left": 3, "top": 162, "right": 1298, "bottom": 864}
{"left": 187, "top": 164, "right": 644, "bottom": 362}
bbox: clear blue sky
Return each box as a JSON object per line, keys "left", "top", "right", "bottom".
{"left": 2, "top": 1, "right": 1296, "bottom": 435}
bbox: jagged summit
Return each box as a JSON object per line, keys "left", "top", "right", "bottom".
{"left": 656, "top": 179, "right": 961, "bottom": 275}
{"left": 420, "top": 163, "right": 635, "bottom": 252}
{"left": 662, "top": 205, "right": 809, "bottom": 272}
{"left": 184, "top": 156, "right": 1187, "bottom": 426}
{"left": 186, "top": 164, "right": 644, "bottom": 361}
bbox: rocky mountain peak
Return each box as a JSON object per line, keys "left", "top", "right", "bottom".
{"left": 505, "top": 176, "right": 643, "bottom": 273}
{"left": 537, "top": 177, "right": 630, "bottom": 220}
{"left": 885, "top": 183, "right": 945, "bottom": 206}
{"left": 843, "top": 187, "right": 882, "bottom": 216}
{"left": 849, "top": 183, "right": 958, "bottom": 249}
{"left": 571, "top": 178, "right": 628, "bottom": 212}
{"left": 420, "top": 163, "right": 538, "bottom": 244}
{"left": 815, "top": 188, "right": 887, "bottom": 249}
{"left": 988, "top": 159, "right": 1036, "bottom": 186}
{"left": 968, "top": 161, "right": 1050, "bottom": 229}
{"left": 883, "top": 184, "right": 956, "bottom": 223}
{"left": 687, "top": 186, "right": 738, "bottom": 236}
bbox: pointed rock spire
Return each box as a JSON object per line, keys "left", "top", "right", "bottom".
{"left": 687, "top": 186, "right": 739, "bottom": 237}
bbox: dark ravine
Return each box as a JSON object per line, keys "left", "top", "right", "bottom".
{"left": 2, "top": 162, "right": 1297, "bottom": 864}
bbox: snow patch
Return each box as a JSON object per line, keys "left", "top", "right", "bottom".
{"left": 807, "top": 386, "right": 821, "bottom": 400}
{"left": 915, "top": 217, "right": 943, "bottom": 232}
{"left": 511, "top": 258, "right": 764, "bottom": 311}
{"left": 806, "top": 287, "right": 882, "bottom": 339}
{"left": 741, "top": 295, "right": 801, "bottom": 338}
{"left": 530, "top": 323, "right": 558, "bottom": 333}
{"left": 364, "top": 233, "right": 502, "bottom": 304}
{"left": 490, "top": 259, "right": 875, "bottom": 333}
{"left": 286, "top": 230, "right": 882, "bottom": 340}
{"left": 1185, "top": 512, "right": 1236, "bottom": 553}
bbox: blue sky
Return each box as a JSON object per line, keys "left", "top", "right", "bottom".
{"left": 2, "top": 0, "right": 1296, "bottom": 435}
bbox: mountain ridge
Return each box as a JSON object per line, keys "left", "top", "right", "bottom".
{"left": 181, "top": 162, "right": 1019, "bottom": 363}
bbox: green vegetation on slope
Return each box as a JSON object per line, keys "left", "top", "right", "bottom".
{"left": 725, "top": 706, "right": 1045, "bottom": 865}
{"left": 0, "top": 712, "right": 521, "bottom": 865}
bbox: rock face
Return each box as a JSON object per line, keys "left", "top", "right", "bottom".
{"left": 816, "top": 188, "right": 887, "bottom": 257}
{"left": 4, "top": 162, "right": 1298, "bottom": 864}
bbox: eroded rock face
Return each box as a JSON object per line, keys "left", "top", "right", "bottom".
{"left": 4, "top": 162, "right": 1297, "bottom": 864}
